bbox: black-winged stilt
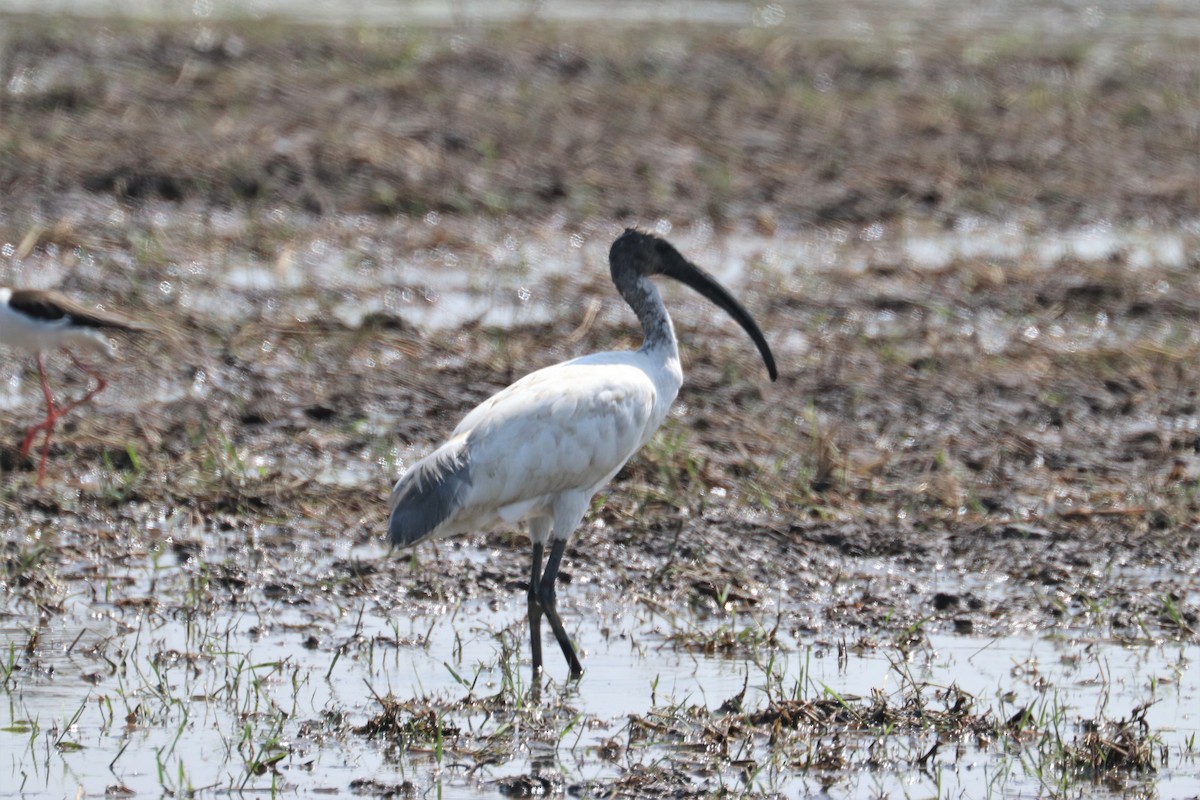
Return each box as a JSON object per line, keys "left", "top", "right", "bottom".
{"left": 0, "top": 287, "right": 149, "bottom": 485}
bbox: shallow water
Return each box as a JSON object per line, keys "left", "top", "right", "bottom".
{"left": 2, "top": 532, "right": 1197, "bottom": 798}
{"left": 5, "top": 209, "right": 1194, "bottom": 340}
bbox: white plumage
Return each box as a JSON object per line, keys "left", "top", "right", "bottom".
{"left": 387, "top": 229, "right": 777, "bottom": 681}
{"left": 391, "top": 353, "right": 675, "bottom": 545}
{"left": 0, "top": 287, "right": 118, "bottom": 357}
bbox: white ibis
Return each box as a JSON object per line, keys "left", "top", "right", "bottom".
{"left": 387, "top": 229, "right": 777, "bottom": 680}
{"left": 0, "top": 287, "right": 149, "bottom": 485}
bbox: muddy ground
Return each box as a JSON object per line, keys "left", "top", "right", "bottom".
{"left": 2, "top": 11, "right": 1198, "bottom": 227}
{"left": 1, "top": 8, "right": 1199, "bottom": 798}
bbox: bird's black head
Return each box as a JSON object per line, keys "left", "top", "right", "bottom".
{"left": 609, "top": 228, "right": 778, "bottom": 381}
{"left": 609, "top": 228, "right": 674, "bottom": 278}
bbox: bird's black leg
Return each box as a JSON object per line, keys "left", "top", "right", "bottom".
{"left": 538, "top": 538, "right": 583, "bottom": 679}
{"left": 528, "top": 541, "right": 545, "bottom": 677}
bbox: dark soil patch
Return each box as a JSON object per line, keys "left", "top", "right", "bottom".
{"left": 1, "top": 13, "right": 1198, "bottom": 227}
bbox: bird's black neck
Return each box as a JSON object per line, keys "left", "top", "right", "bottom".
{"left": 613, "top": 271, "right": 677, "bottom": 356}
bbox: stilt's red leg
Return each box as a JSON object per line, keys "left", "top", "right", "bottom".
{"left": 20, "top": 355, "right": 58, "bottom": 455}
{"left": 18, "top": 352, "right": 110, "bottom": 486}
{"left": 60, "top": 352, "right": 108, "bottom": 413}
{"left": 19, "top": 419, "right": 45, "bottom": 458}
{"left": 36, "top": 423, "right": 53, "bottom": 485}
{"left": 19, "top": 355, "right": 63, "bottom": 486}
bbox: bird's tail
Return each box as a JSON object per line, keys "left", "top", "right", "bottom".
{"left": 387, "top": 436, "right": 472, "bottom": 548}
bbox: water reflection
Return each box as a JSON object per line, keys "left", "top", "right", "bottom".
{"left": 2, "top": 535, "right": 1197, "bottom": 797}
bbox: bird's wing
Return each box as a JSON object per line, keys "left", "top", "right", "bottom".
{"left": 7, "top": 289, "right": 150, "bottom": 332}
{"left": 388, "top": 360, "right": 659, "bottom": 546}
{"left": 462, "top": 361, "right": 659, "bottom": 492}
{"left": 387, "top": 433, "right": 473, "bottom": 547}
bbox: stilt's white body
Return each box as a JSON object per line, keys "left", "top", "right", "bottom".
{"left": 0, "top": 288, "right": 115, "bottom": 357}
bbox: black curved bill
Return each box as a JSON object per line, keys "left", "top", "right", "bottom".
{"left": 656, "top": 240, "right": 778, "bottom": 381}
